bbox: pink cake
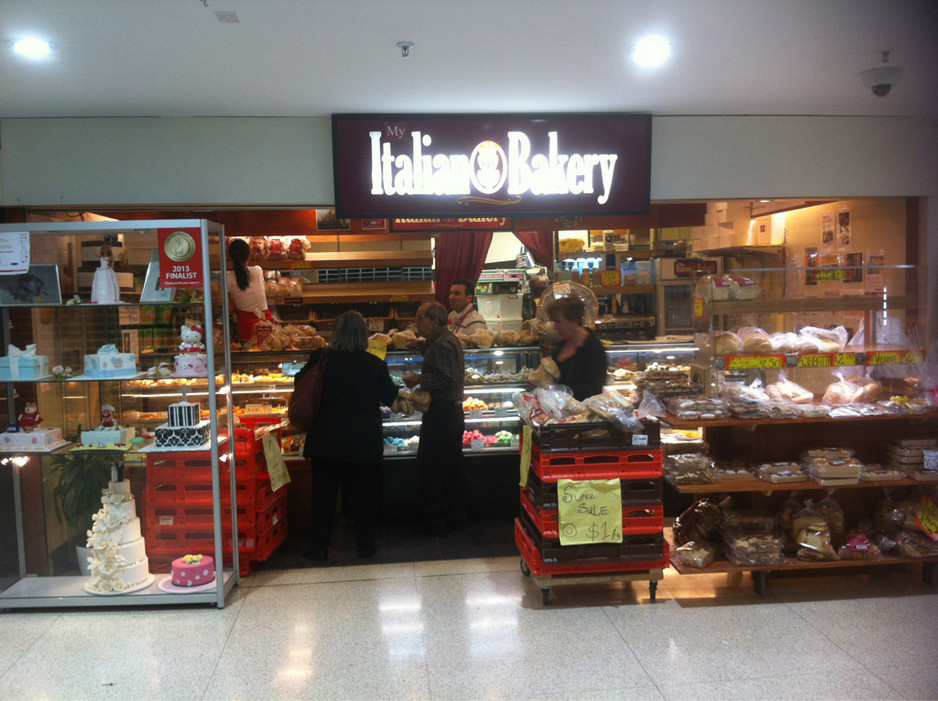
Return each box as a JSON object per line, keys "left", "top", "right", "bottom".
{"left": 171, "top": 554, "right": 215, "bottom": 587}
{"left": 174, "top": 353, "right": 208, "bottom": 377}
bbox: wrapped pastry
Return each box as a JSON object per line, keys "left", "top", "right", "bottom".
{"left": 822, "top": 376, "right": 864, "bottom": 405}
{"left": 391, "top": 329, "right": 417, "bottom": 349}
{"left": 769, "top": 331, "right": 798, "bottom": 353}
{"left": 267, "top": 236, "right": 286, "bottom": 259}
{"left": 675, "top": 541, "right": 720, "bottom": 569}
{"left": 369, "top": 332, "right": 391, "bottom": 347}
{"left": 792, "top": 502, "right": 838, "bottom": 561}
{"left": 249, "top": 236, "right": 269, "bottom": 259}
{"left": 766, "top": 373, "right": 814, "bottom": 404}
{"left": 799, "top": 325, "right": 848, "bottom": 352}
{"left": 837, "top": 531, "right": 884, "bottom": 561}
{"left": 723, "top": 528, "right": 785, "bottom": 566}
{"left": 724, "top": 274, "right": 761, "bottom": 300}
{"left": 456, "top": 332, "right": 471, "bottom": 348}
{"left": 674, "top": 498, "right": 726, "bottom": 545}
{"left": 497, "top": 329, "right": 520, "bottom": 347}
{"left": 413, "top": 390, "right": 431, "bottom": 413}
{"left": 518, "top": 333, "right": 539, "bottom": 347}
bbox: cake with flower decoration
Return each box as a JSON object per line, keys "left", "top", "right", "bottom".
{"left": 171, "top": 553, "right": 216, "bottom": 587}
{"left": 84, "top": 473, "right": 154, "bottom": 594}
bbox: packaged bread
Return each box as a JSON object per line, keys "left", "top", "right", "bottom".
{"left": 799, "top": 325, "right": 849, "bottom": 352}
{"left": 769, "top": 331, "right": 798, "bottom": 353}
{"left": 837, "top": 531, "right": 884, "bottom": 561}
{"left": 792, "top": 502, "right": 838, "bottom": 561}
{"left": 456, "top": 332, "right": 471, "bottom": 348}
{"left": 766, "top": 373, "right": 814, "bottom": 404}
{"left": 822, "top": 376, "right": 864, "bottom": 405}
{"left": 713, "top": 331, "right": 743, "bottom": 355}
{"left": 369, "top": 332, "right": 391, "bottom": 347}
{"left": 673, "top": 498, "right": 726, "bottom": 545}
{"left": 391, "top": 329, "right": 417, "bottom": 349}
{"left": 675, "top": 541, "right": 720, "bottom": 569}
{"left": 724, "top": 274, "right": 761, "bottom": 300}
{"left": 495, "top": 329, "right": 520, "bottom": 347}
{"left": 738, "top": 327, "right": 773, "bottom": 353}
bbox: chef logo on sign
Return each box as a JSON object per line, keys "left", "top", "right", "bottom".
{"left": 468, "top": 140, "right": 508, "bottom": 195}
{"left": 164, "top": 230, "right": 196, "bottom": 263}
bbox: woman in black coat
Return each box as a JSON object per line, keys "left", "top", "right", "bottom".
{"left": 298, "top": 311, "right": 399, "bottom": 560}
{"left": 546, "top": 297, "right": 608, "bottom": 401}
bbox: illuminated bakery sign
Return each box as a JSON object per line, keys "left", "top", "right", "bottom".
{"left": 332, "top": 113, "right": 651, "bottom": 218}
{"left": 391, "top": 218, "right": 511, "bottom": 231}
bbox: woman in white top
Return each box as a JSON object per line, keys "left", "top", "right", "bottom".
{"left": 227, "top": 239, "right": 274, "bottom": 341}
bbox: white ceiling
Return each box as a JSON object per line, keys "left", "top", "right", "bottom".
{"left": 1, "top": 0, "right": 936, "bottom": 120}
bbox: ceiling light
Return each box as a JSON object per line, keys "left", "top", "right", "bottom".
{"left": 632, "top": 35, "right": 670, "bottom": 67}
{"left": 13, "top": 37, "right": 52, "bottom": 58}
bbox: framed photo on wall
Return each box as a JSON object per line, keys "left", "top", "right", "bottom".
{"left": 0, "top": 264, "right": 62, "bottom": 305}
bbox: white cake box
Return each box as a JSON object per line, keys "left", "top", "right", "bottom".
{"left": 0, "top": 354, "right": 50, "bottom": 380}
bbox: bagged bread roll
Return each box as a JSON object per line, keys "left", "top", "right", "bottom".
{"left": 470, "top": 329, "right": 495, "bottom": 349}
{"left": 713, "top": 331, "right": 743, "bottom": 355}
{"left": 456, "top": 332, "right": 471, "bottom": 348}
{"left": 369, "top": 332, "right": 391, "bottom": 347}
{"left": 497, "top": 329, "right": 520, "bottom": 346}
{"left": 529, "top": 357, "right": 560, "bottom": 385}
{"left": 391, "top": 329, "right": 417, "bottom": 349}
{"left": 770, "top": 332, "right": 798, "bottom": 353}
{"left": 766, "top": 374, "right": 814, "bottom": 404}
{"left": 738, "top": 327, "right": 773, "bottom": 353}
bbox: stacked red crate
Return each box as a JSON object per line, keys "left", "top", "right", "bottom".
{"left": 143, "top": 427, "right": 288, "bottom": 577}
{"left": 515, "top": 426, "right": 668, "bottom": 577}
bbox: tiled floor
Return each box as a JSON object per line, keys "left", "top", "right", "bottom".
{"left": 1, "top": 521, "right": 937, "bottom": 700}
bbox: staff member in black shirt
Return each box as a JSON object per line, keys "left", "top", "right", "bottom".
{"left": 302, "top": 311, "right": 399, "bottom": 560}
{"left": 402, "top": 302, "right": 466, "bottom": 535}
{"left": 546, "top": 297, "right": 607, "bottom": 400}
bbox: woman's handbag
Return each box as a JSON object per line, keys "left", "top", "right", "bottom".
{"left": 287, "top": 348, "right": 329, "bottom": 431}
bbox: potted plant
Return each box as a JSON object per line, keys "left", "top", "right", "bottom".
{"left": 44, "top": 427, "right": 115, "bottom": 573}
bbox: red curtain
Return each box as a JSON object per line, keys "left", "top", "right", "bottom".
{"left": 513, "top": 230, "right": 554, "bottom": 269}
{"left": 433, "top": 231, "right": 494, "bottom": 306}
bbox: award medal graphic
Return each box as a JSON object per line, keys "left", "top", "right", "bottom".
{"left": 157, "top": 228, "right": 203, "bottom": 287}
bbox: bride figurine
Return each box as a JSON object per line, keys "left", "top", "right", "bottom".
{"left": 90, "top": 245, "right": 121, "bottom": 304}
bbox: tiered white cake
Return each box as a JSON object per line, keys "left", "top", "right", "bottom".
{"left": 85, "top": 478, "right": 154, "bottom": 594}
{"left": 155, "top": 398, "right": 211, "bottom": 448}
{"left": 84, "top": 344, "right": 137, "bottom": 378}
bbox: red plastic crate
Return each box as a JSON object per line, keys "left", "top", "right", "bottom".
{"left": 524, "top": 469, "right": 662, "bottom": 510}
{"left": 515, "top": 517, "right": 669, "bottom": 576}
{"left": 146, "top": 453, "right": 229, "bottom": 484}
{"left": 147, "top": 527, "right": 239, "bottom": 556}
{"left": 236, "top": 488, "right": 287, "bottom": 532}
{"left": 520, "top": 488, "right": 663, "bottom": 539}
{"left": 529, "top": 444, "right": 662, "bottom": 481}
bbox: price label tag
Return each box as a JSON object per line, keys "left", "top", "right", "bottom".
{"left": 519, "top": 425, "right": 532, "bottom": 488}
{"left": 388, "top": 295, "right": 411, "bottom": 302}
{"left": 494, "top": 406, "right": 509, "bottom": 417}
{"left": 725, "top": 354, "right": 785, "bottom": 370}
{"left": 600, "top": 269, "right": 621, "bottom": 287}
{"left": 281, "top": 296, "right": 304, "bottom": 305}
{"left": 693, "top": 297, "right": 705, "bottom": 318}
{"left": 557, "top": 478, "right": 623, "bottom": 546}
{"left": 470, "top": 439, "right": 484, "bottom": 450}
{"left": 631, "top": 434, "right": 649, "bottom": 446}
{"left": 796, "top": 353, "right": 833, "bottom": 368}
{"left": 902, "top": 350, "right": 925, "bottom": 364}
{"left": 383, "top": 443, "right": 399, "bottom": 454}
{"left": 509, "top": 438, "right": 520, "bottom": 448}
{"left": 833, "top": 352, "right": 857, "bottom": 366}
{"left": 262, "top": 433, "right": 291, "bottom": 492}
{"left": 469, "top": 409, "right": 484, "bottom": 419}
{"left": 553, "top": 282, "right": 571, "bottom": 296}
{"left": 867, "top": 351, "right": 902, "bottom": 365}
{"left": 915, "top": 495, "right": 938, "bottom": 541}
{"left": 288, "top": 261, "right": 312, "bottom": 269}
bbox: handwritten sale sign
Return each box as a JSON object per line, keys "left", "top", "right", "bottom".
{"left": 557, "top": 478, "right": 623, "bottom": 546}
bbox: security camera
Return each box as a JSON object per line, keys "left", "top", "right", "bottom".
{"left": 861, "top": 51, "right": 901, "bottom": 97}
{"left": 861, "top": 66, "right": 902, "bottom": 97}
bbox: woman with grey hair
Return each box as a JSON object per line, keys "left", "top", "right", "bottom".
{"left": 299, "top": 311, "right": 399, "bottom": 560}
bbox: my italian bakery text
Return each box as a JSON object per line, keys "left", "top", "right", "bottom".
{"left": 369, "top": 130, "right": 619, "bottom": 204}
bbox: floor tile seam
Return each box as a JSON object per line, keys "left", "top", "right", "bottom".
{"left": 602, "top": 606, "right": 663, "bottom": 697}
{"left": 0, "top": 612, "right": 64, "bottom": 681}
{"left": 198, "top": 600, "right": 244, "bottom": 700}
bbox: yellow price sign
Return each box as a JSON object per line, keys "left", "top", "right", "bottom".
{"left": 388, "top": 295, "right": 411, "bottom": 302}
{"left": 915, "top": 495, "right": 938, "bottom": 541}
{"left": 288, "top": 261, "right": 313, "bottom": 269}
{"left": 600, "top": 269, "right": 621, "bottom": 287}
{"left": 833, "top": 352, "right": 857, "bottom": 366}
{"left": 726, "top": 354, "right": 785, "bottom": 370}
{"left": 367, "top": 338, "right": 387, "bottom": 360}
{"left": 519, "top": 425, "right": 532, "bottom": 488}
{"left": 557, "top": 478, "right": 623, "bottom": 546}
{"left": 867, "top": 351, "right": 902, "bottom": 365}
{"left": 797, "top": 353, "right": 833, "bottom": 368}
{"left": 902, "top": 350, "right": 925, "bottom": 364}
{"left": 693, "top": 297, "right": 705, "bottom": 318}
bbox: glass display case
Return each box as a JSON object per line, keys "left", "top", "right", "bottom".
{"left": 0, "top": 220, "right": 237, "bottom": 609}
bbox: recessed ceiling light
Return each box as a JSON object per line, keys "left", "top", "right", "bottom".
{"left": 632, "top": 35, "right": 671, "bottom": 67}
{"left": 13, "top": 37, "right": 52, "bottom": 58}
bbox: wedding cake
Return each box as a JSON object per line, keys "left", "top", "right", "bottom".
{"left": 85, "top": 477, "right": 154, "bottom": 594}
{"left": 155, "top": 397, "right": 211, "bottom": 448}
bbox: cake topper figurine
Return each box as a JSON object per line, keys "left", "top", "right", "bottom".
{"left": 90, "top": 244, "right": 121, "bottom": 304}
{"left": 179, "top": 324, "right": 205, "bottom": 353}
{"left": 99, "top": 404, "right": 117, "bottom": 428}
{"left": 17, "top": 401, "right": 44, "bottom": 432}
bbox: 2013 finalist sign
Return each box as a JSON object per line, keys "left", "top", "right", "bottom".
{"left": 332, "top": 113, "right": 651, "bottom": 218}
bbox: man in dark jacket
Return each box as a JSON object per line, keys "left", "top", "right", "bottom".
{"left": 403, "top": 302, "right": 466, "bottom": 535}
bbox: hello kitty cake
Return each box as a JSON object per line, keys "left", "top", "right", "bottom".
{"left": 174, "top": 324, "right": 208, "bottom": 377}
